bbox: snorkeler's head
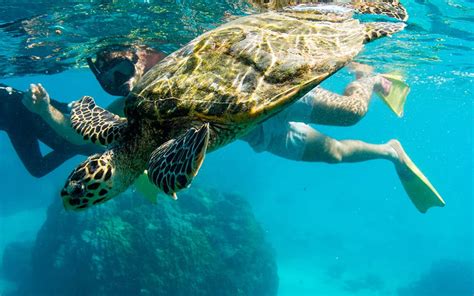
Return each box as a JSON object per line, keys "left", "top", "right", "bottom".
{"left": 87, "top": 44, "right": 166, "bottom": 96}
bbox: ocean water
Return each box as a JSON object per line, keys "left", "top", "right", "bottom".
{"left": 0, "top": 1, "right": 473, "bottom": 295}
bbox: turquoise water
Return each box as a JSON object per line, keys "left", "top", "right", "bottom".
{"left": 1, "top": 1, "right": 473, "bottom": 295}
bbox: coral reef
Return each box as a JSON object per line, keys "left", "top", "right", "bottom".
{"left": 6, "top": 188, "right": 278, "bottom": 296}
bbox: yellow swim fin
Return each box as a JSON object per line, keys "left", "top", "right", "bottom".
{"left": 134, "top": 171, "right": 160, "bottom": 204}
{"left": 376, "top": 72, "right": 410, "bottom": 118}
{"left": 391, "top": 142, "right": 445, "bottom": 213}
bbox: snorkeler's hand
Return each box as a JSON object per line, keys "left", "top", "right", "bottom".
{"left": 22, "top": 83, "right": 51, "bottom": 115}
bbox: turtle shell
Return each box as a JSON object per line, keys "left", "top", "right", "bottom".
{"left": 126, "top": 7, "right": 365, "bottom": 131}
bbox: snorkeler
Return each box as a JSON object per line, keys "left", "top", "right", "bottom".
{"left": 24, "top": 46, "right": 443, "bottom": 212}
{"left": 23, "top": 45, "right": 166, "bottom": 143}
{"left": 0, "top": 84, "right": 100, "bottom": 177}
{"left": 1, "top": 45, "right": 164, "bottom": 178}
{"left": 242, "top": 63, "right": 405, "bottom": 163}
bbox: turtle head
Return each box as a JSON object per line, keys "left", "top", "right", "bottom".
{"left": 87, "top": 44, "right": 166, "bottom": 96}
{"left": 61, "top": 153, "right": 115, "bottom": 211}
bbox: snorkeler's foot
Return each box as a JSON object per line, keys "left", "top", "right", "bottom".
{"left": 388, "top": 140, "right": 445, "bottom": 213}
{"left": 348, "top": 62, "right": 374, "bottom": 79}
{"left": 375, "top": 73, "right": 410, "bottom": 117}
{"left": 375, "top": 76, "right": 392, "bottom": 96}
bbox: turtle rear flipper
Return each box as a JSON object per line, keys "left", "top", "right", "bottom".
{"left": 352, "top": 0, "right": 408, "bottom": 21}
{"left": 364, "top": 22, "right": 406, "bottom": 43}
{"left": 147, "top": 123, "right": 210, "bottom": 199}
{"left": 71, "top": 96, "right": 128, "bottom": 146}
{"left": 249, "top": 0, "right": 408, "bottom": 21}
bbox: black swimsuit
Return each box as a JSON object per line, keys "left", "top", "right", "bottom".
{"left": 0, "top": 83, "right": 102, "bottom": 177}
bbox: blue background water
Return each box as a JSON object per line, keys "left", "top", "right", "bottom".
{"left": 1, "top": 0, "right": 473, "bottom": 295}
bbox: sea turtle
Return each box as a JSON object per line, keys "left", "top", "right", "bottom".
{"left": 61, "top": 2, "right": 408, "bottom": 210}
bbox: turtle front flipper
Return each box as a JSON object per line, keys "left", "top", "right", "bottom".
{"left": 71, "top": 96, "right": 128, "bottom": 146}
{"left": 352, "top": 0, "right": 408, "bottom": 21}
{"left": 147, "top": 123, "right": 210, "bottom": 199}
{"left": 363, "top": 22, "right": 406, "bottom": 43}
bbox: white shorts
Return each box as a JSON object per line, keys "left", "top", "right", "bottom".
{"left": 241, "top": 94, "right": 315, "bottom": 160}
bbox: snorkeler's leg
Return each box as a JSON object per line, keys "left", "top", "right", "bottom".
{"left": 257, "top": 118, "right": 408, "bottom": 164}
{"left": 301, "top": 127, "right": 444, "bottom": 212}
{"left": 300, "top": 128, "right": 397, "bottom": 163}
{"left": 8, "top": 131, "right": 73, "bottom": 178}
{"left": 266, "top": 124, "right": 444, "bottom": 212}
{"left": 307, "top": 76, "right": 381, "bottom": 126}
{"left": 244, "top": 119, "right": 444, "bottom": 212}
{"left": 279, "top": 63, "right": 376, "bottom": 125}
{"left": 282, "top": 80, "right": 377, "bottom": 126}
{"left": 303, "top": 131, "right": 445, "bottom": 212}
{"left": 244, "top": 112, "right": 398, "bottom": 162}
{"left": 285, "top": 65, "right": 407, "bottom": 126}
{"left": 261, "top": 121, "right": 397, "bottom": 162}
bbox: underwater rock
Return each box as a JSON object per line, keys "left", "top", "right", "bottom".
{"left": 342, "top": 273, "right": 385, "bottom": 293}
{"left": 397, "top": 259, "right": 474, "bottom": 296}
{"left": 2, "top": 240, "right": 34, "bottom": 284}
{"left": 10, "top": 188, "right": 278, "bottom": 296}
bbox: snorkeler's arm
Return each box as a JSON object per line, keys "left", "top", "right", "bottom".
{"left": 23, "top": 83, "right": 126, "bottom": 144}
{"left": 9, "top": 129, "right": 74, "bottom": 178}
{"left": 22, "top": 84, "right": 87, "bottom": 146}
{"left": 41, "top": 104, "right": 87, "bottom": 145}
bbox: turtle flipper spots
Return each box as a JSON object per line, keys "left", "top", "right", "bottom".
{"left": 147, "top": 123, "right": 210, "bottom": 199}
{"left": 363, "top": 22, "right": 406, "bottom": 43}
{"left": 248, "top": 0, "right": 408, "bottom": 21}
{"left": 71, "top": 96, "right": 128, "bottom": 146}
{"left": 352, "top": 1, "right": 408, "bottom": 21}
